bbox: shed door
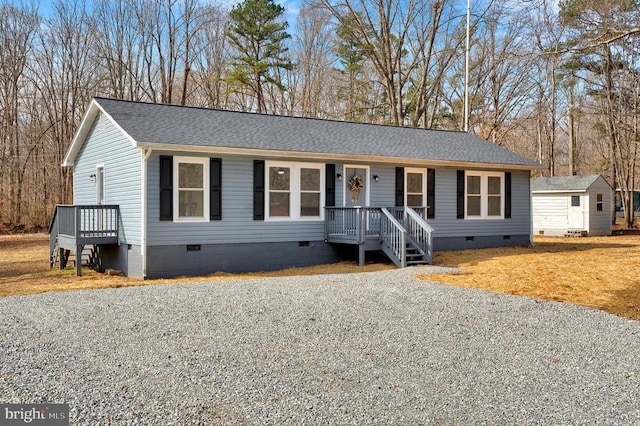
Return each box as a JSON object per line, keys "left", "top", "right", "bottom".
{"left": 568, "top": 194, "right": 584, "bottom": 229}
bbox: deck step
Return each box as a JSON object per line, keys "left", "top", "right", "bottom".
{"left": 50, "top": 237, "right": 60, "bottom": 268}
{"left": 406, "top": 260, "right": 430, "bottom": 266}
{"left": 404, "top": 242, "right": 427, "bottom": 266}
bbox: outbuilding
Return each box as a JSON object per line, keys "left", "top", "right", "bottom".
{"left": 532, "top": 175, "right": 612, "bottom": 237}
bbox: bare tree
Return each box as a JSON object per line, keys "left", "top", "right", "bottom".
{"left": 190, "top": 3, "right": 231, "bottom": 108}
{"left": 93, "top": 0, "right": 148, "bottom": 100}
{"left": 319, "top": 0, "right": 433, "bottom": 126}
{"left": 561, "top": 0, "right": 640, "bottom": 226}
{"left": 0, "top": 1, "right": 39, "bottom": 225}
{"left": 291, "top": 1, "right": 334, "bottom": 117}
{"left": 31, "top": 0, "right": 97, "bottom": 217}
{"left": 471, "top": 2, "right": 537, "bottom": 146}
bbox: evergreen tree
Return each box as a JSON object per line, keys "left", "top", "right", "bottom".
{"left": 226, "top": 0, "right": 292, "bottom": 113}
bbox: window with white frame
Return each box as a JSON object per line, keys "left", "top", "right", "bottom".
{"left": 174, "top": 156, "right": 209, "bottom": 221}
{"left": 465, "top": 171, "right": 503, "bottom": 219}
{"left": 266, "top": 161, "right": 324, "bottom": 220}
{"left": 596, "top": 193, "right": 603, "bottom": 211}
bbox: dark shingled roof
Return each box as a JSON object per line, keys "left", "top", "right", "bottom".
{"left": 532, "top": 175, "right": 604, "bottom": 192}
{"left": 94, "top": 97, "right": 539, "bottom": 168}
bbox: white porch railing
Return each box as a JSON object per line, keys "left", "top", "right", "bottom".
{"left": 405, "top": 207, "right": 434, "bottom": 264}
{"left": 380, "top": 208, "right": 407, "bottom": 267}
{"left": 325, "top": 206, "right": 383, "bottom": 244}
{"left": 325, "top": 206, "right": 433, "bottom": 267}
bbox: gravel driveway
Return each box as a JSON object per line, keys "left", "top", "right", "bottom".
{"left": 1, "top": 267, "right": 639, "bottom": 425}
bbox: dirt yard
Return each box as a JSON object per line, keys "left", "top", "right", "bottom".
{"left": 422, "top": 236, "right": 640, "bottom": 321}
{"left": 1, "top": 234, "right": 639, "bottom": 321}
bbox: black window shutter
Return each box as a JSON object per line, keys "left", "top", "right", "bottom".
{"left": 395, "top": 167, "right": 404, "bottom": 206}
{"left": 253, "top": 160, "right": 265, "bottom": 220}
{"left": 159, "top": 155, "right": 173, "bottom": 221}
{"left": 456, "top": 170, "right": 465, "bottom": 219}
{"left": 325, "top": 164, "right": 335, "bottom": 207}
{"left": 427, "top": 168, "right": 435, "bottom": 219}
{"left": 505, "top": 172, "right": 512, "bottom": 219}
{"left": 210, "top": 158, "right": 222, "bottom": 220}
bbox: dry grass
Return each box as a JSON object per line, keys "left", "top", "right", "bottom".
{"left": 2, "top": 234, "right": 640, "bottom": 321}
{"left": 421, "top": 236, "right": 640, "bottom": 321}
{"left": 0, "top": 233, "right": 393, "bottom": 298}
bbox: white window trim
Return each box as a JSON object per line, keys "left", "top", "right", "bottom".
{"left": 266, "top": 161, "right": 325, "bottom": 221}
{"left": 342, "top": 164, "right": 370, "bottom": 207}
{"left": 173, "top": 156, "right": 210, "bottom": 223}
{"left": 596, "top": 193, "right": 604, "bottom": 212}
{"left": 405, "top": 167, "right": 427, "bottom": 207}
{"left": 465, "top": 171, "right": 504, "bottom": 219}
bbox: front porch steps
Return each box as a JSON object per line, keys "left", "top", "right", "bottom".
{"left": 405, "top": 242, "right": 429, "bottom": 266}
{"left": 326, "top": 206, "right": 434, "bottom": 269}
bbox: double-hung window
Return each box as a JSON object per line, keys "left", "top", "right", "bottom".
{"left": 596, "top": 194, "right": 604, "bottom": 212}
{"left": 266, "top": 161, "right": 324, "bottom": 220}
{"left": 174, "top": 156, "right": 209, "bottom": 222}
{"left": 465, "top": 171, "right": 503, "bottom": 219}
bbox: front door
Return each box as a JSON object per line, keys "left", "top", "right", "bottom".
{"left": 344, "top": 166, "right": 368, "bottom": 206}
{"left": 568, "top": 194, "right": 584, "bottom": 229}
{"left": 405, "top": 169, "right": 425, "bottom": 207}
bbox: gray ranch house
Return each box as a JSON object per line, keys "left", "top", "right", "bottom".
{"left": 50, "top": 97, "right": 539, "bottom": 279}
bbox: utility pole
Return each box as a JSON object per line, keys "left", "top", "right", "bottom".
{"left": 464, "top": 0, "right": 470, "bottom": 132}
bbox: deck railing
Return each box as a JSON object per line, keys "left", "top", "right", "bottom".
{"left": 405, "top": 207, "right": 434, "bottom": 264}
{"left": 325, "top": 206, "right": 433, "bottom": 267}
{"left": 49, "top": 204, "right": 120, "bottom": 275}
{"left": 325, "top": 207, "right": 383, "bottom": 243}
{"left": 380, "top": 208, "right": 407, "bottom": 267}
{"left": 52, "top": 205, "right": 120, "bottom": 240}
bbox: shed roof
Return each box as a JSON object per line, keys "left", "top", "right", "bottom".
{"left": 532, "top": 175, "right": 609, "bottom": 193}
{"left": 65, "top": 97, "right": 539, "bottom": 169}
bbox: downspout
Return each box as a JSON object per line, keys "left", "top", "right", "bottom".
{"left": 530, "top": 174, "right": 534, "bottom": 247}
{"left": 141, "top": 147, "right": 152, "bottom": 279}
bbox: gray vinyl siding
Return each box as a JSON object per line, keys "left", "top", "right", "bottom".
{"left": 428, "top": 169, "right": 531, "bottom": 238}
{"left": 73, "top": 114, "right": 142, "bottom": 245}
{"left": 588, "top": 180, "right": 613, "bottom": 236}
{"left": 146, "top": 153, "right": 532, "bottom": 246}
{"left": 147, "top": 152, "right": 327, "bottom": 245}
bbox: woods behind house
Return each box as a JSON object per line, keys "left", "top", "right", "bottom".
{"left": 0, "top": 0, "right": 638, "bottom": 230}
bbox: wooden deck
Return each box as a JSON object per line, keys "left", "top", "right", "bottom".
{"left": 49, "top": 205, "right": 120, "bottom": 275}
{"left": 325, "top": 206, "right": 433, "bottom": 267}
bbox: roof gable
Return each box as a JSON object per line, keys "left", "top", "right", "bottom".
{"left": 65, "top": 97, "right": 539, "bottom": 169}
{"left": 532, "top": 175, "right": 611, "bottom": 193}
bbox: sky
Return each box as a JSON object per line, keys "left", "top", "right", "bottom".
{"left": 34, "top": 0, "right": 560, "bottom": 31}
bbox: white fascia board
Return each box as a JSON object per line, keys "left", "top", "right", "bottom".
{"left": 63, "top": 100, "right": 99, "bottom": 167}
{"left": 139, "top": 142, "right": 538, "bottom": 171}
{"left": 62, "top": 99, "right": 138, "bottom": 167}
{"left": 532, "top": 189, "right": 589, "bottom": 194}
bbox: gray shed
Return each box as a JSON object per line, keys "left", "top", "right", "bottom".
{"left": 532, "top": 175, "right": 612, "bottom": 236}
